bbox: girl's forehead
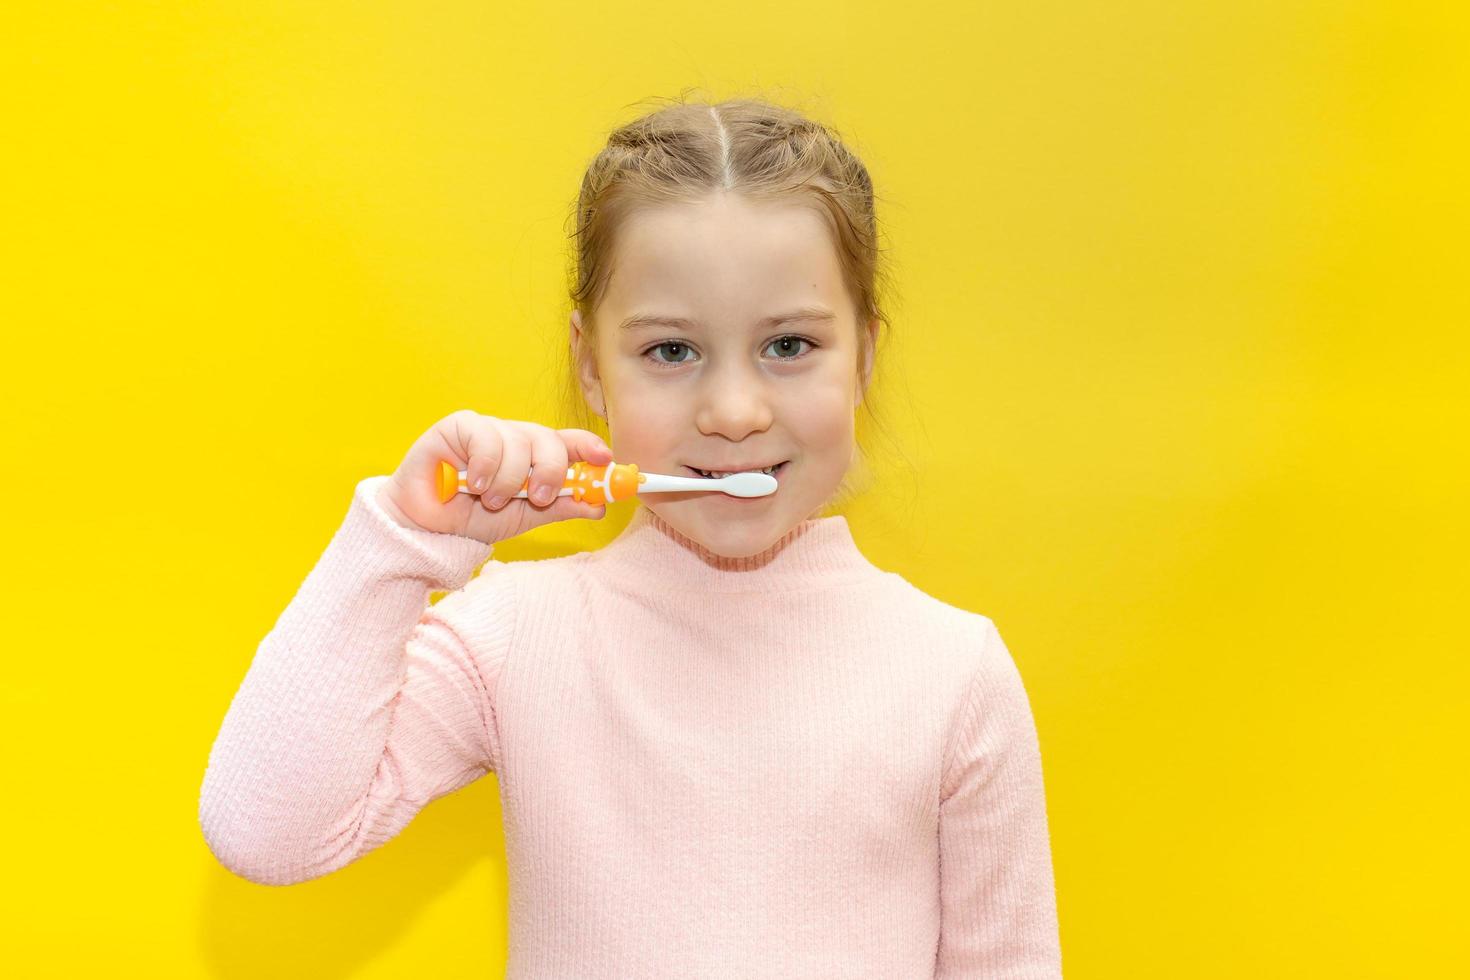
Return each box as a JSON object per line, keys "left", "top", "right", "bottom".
{"left": 620, "top": 196, "right": 830, "bottom": 253}
{"left": 606, "top": 205, "right": 847, "bottom": 317}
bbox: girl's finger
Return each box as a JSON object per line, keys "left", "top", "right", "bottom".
{"left": 558, "top": 428, "right": 614, "bottom": 465}
{"left": 522, "top": 424, "right": 570, "bottom": 507}
{"left": 461, "top": 416, "right": 505, "bottom": 495}
{"left": 483, "top": 427, "right": 532, "bottom": 510}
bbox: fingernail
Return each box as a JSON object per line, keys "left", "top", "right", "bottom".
{"left": 472, "top": 475, "right": 487, "bottom": 491}
{"left": 533, "top": 486, "right": 554, "bottom": 504}
{"left": 488, "top": 495, "right": 507, "bottom": 509}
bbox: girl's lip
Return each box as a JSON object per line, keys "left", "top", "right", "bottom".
{"left": 684, "top": 460, "right": 788, "bottom": 480}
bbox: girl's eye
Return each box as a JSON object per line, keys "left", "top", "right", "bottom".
{"left": 640, "top": 335, "right": 818, "bottom": 368}
{"left": 765, "top": 335, "right": 816, "bottom": 360}
{"left": 643, "top": 341, "right": 696, "bottom": 366}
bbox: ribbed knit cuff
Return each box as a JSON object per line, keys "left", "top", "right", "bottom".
{"left": 342, "top": 475, "right": 493, "bottom": 591}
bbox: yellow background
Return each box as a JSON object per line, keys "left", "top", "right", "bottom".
{"left": 4, "top": 1, "right": 1465, "bottom": 976}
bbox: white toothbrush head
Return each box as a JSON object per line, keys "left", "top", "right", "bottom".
{"left": 634, "top": 468, "right": 779, "bottom": 497}
{"left": 708, "top": 470, "right": 778, "bottom": 497}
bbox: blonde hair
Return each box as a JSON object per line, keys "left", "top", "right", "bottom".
{"left": 558, "top": 90, "right": 910, "bottom": 515}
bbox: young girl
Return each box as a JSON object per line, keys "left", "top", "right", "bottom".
{"left": 200, "top": 97, "right": 1062, "bottom": 978}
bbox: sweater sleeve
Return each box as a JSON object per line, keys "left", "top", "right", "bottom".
{"left": 198, "top": 474, "right": 517, "bottom": 887}
{"left": 935, "top": 621, "right": 1063, "bottom": 978}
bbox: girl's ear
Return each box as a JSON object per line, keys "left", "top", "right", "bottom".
{"left": 855, "top": 316, "right": 880, "bottom": 406}
{"left": 570, "top": 310, "right": 607, "bottom": 418}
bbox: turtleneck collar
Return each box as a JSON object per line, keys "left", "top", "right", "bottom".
{"left": 584, "top": 504, "right": 887, "bottom": 593}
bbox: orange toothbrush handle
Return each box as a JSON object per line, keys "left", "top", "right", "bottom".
{"left": 436, "top": 459, "right": 642, "bottom": 505}
{"left": 556, "top": 460, "right": 642, "bottom": 505}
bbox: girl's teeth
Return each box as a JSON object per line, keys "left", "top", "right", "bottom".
{"left": 700, "top": 464, "right": 780, "bottom": 478}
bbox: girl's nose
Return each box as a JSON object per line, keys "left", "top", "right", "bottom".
{"left": 695, "top": 376, "right": 775, "bottom": 440}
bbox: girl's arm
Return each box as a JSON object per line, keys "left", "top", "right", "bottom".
{"left": 198, "top": 474, "right": 515, "bottom": 886}
{"left": 935, "top": 622, "right": 1063, "bottom": 978}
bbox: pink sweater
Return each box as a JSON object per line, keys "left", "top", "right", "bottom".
{"left": 199, "top": 474, "right": 1062, "bottom": 978}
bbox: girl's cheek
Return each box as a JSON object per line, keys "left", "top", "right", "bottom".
{"left": 799, "top": 386, "right": 854, "bottom": 432}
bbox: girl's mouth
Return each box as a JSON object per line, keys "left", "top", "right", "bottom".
{"left": 685, "top": 461, "right": 788, "bottom": 481}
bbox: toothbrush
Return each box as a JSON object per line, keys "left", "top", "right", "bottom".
{"left": 435, "top": 459, "right": 778, "bottom": 505}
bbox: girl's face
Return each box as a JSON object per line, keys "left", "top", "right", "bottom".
{"left": 572, "top": 192, "right": 878, "bottom": 559}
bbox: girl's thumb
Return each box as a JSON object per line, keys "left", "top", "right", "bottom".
{"left": 544, "top": 494, "right": 606, "bottom": 523}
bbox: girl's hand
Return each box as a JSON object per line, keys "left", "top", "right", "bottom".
{"left": 376, "top": 410, "right": 615, "bottom": 545}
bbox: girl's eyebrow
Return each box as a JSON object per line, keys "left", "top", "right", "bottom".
{"left": 618, "top": 306, "right": 837, "bottom": 332}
